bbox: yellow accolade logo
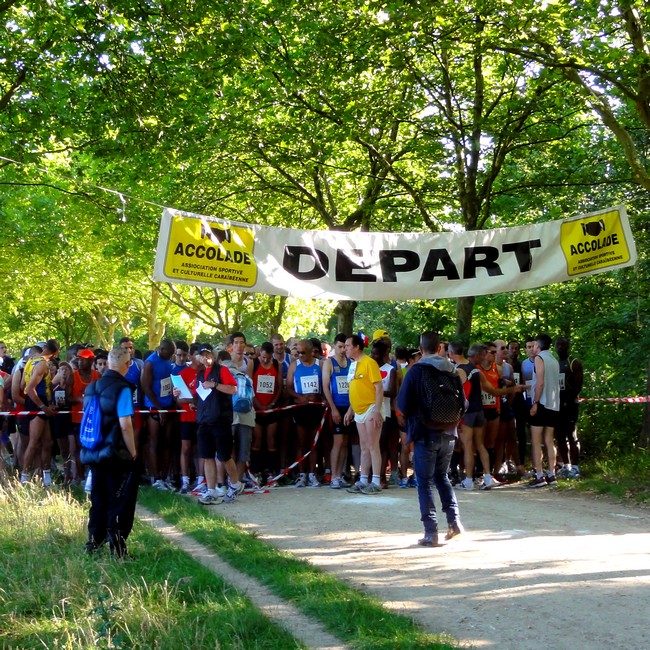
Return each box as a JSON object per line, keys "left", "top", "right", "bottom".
{"left": 163, "top": 215, "right": 257, "bottom": 287}
{"left": 560, "top": 209, "right": 631, "bottom": 276}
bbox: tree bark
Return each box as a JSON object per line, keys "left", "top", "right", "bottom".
{"left": 334, "top": 300, "right": 358, "bottom": 336}
{"left": 455, "top": 295, "right": 475, "bottom": 347}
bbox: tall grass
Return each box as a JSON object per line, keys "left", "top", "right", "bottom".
{"left": 0, "top": 480, "right": 303, "bottom": 649}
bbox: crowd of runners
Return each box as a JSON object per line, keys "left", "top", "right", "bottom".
{"left": 0, "top": 328, "right": 583, "bottom": 502}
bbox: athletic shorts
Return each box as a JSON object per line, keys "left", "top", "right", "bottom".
{"left": 331, "top": 404, "right": 355, "bottom": 436}
{"left": 255, "top": 411, "right": 279, "bottom": 426}
{"left": 52, "top": 413, "right": 72, "bottom": 439}
{"left": 197, "top": 422, "right": 234, "bottom": 462}
{"left": 556, "top": 403, "right": 579, "bottom": 431}
{"left": 293, "top": 403, "right": 325, "bottom": 429}
{"left": 17, "top": 415, "right": 30, "bottom": 436}
{"left": 529, "top": 404, "right": 558, "bottom": 428}
{"left": 499, "top": 406, "right": 515, "bottom": 422}
{"left": 380, "top": 414, "right": 399, "bottom": 446}
{"left": 25, "top": 396, "right": 50, "bottom": 422}
{"left": 483, "top": 408, "right": 499, "bottom": 421}
{"left": 180, "top": 421, "right": 197, "bottom": 442}
{"left": 462, "top": 410, "right": 485, "bottom": 428}
{"left": 354, "top": 403, "right": 383, "bottom": 424}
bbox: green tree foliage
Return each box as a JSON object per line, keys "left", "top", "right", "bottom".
{"left": 0, "top": 0, "right": 648, "bottom": 452}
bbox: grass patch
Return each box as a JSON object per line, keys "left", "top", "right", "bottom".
{"left": 0, "top": 480, "right": 304, "bottom": 649}
{"left": 557, "top": 450, "right": 650, "bottom": 504}
{"left": 138, "top": 488, "right": 457, "bottom": 650}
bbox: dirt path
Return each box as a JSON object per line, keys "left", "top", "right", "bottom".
{"left": 136, "top": 505, "right": 350, "bottom": 650}
{"left": 214, "top": 484, "right": 650, "bottom": 649}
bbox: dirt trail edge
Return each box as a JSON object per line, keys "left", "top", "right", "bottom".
{"left": 211, "top": 485, "right": 650, "bottom": 650}
{"left": 136, "top": 505, "right": 350, "bottom": 650}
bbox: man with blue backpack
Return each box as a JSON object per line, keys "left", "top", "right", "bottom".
{"left": 397, "top": 331, "right": 465, "bottom": 548}
{"left": 80, "top": 347, "right": 138, "bottom": 558}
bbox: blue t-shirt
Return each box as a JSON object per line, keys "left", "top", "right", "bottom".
{"left": 117, "top": 387, "right": 135, "bottom": 418}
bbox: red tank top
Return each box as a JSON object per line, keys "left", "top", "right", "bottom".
{"left": 253, "top": 360, "right": 279, "bottom": 407}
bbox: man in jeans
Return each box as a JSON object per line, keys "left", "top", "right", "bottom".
{"left": 397, "top": 331, "right": 464, "bottom": 547}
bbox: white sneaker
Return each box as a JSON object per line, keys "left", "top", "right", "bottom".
{"left": 481, "top": 475, "right": 494, "bottom": 490}
{"left": 456, "top": 477, "right": 474, "bottom": 490}
{"left": 191, "top": 480, "right": 207, "bottom": 496}
{"left": 198, "top": 492, "right": 223, "bottom": 506}
{"left": 307, "top": 473, "right": 321, "bottom": 488}
{"left": 330, "top": 477, "right": 342, "bottom": 489}
{"left": 152, "top": 479, "right": 168, "bottom": 490}
{"left": 294, "top": 473, "right": 307, "bottom": 488}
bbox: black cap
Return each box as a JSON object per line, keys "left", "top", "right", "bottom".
{"left": 198, "top": 344, "right": 213, "bottom": 354}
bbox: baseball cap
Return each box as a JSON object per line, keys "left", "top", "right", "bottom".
{"left": 372, "top": 329, "right": 389, "bottom": 342}
{"left": 197, "top": 344, "right": 214, "bottom": 354}
{"left": 78, "top": 348, "right": 95, "bottom": 359}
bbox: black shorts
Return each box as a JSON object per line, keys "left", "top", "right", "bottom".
{"left": 25, "top": 396, "right": 50, "bottom": 422}
{"left": 197, "top": 422, "right": 234, "bottom": 462}
{"left": 529, "top": 404, "right": 558, "bottom": 428}
{"left": 52, "top": 413, "right": 72, "bottom": 440}
{"left": 483, "top": 408, "right": 499, "bottom": 422}
{"left": 256, "top": 410, "right": 279, "bottom": 426}
{"left": 556, "top": 403, "right": 579, "bottom": 431}
{"left": 17, "top": 416, "right": 30, "bottom": 436}
{"left": 180, "top": 421, "right": 197, "bottom": 442}
{"left": 292, "top": 403, "right": 324, "bottom": 430}
{"left": 330, "top": 404, "right": 355, "bottom": 436}
{"left": 380, "top": 414, "right": 399, "bottom": 446}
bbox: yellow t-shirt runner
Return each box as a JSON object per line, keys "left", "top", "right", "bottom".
{"left": 347, "top": 354, "right": 382, "bottom": 415}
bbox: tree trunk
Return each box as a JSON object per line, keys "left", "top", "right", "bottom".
{"left": 147, "top": 284, "right": 167, "bottom": 350}
{"left": 455, "top": 295, "right": 475, "bottom": 347}
{"left": 334, "top": 300, "right": 358, "bottom": 336}
{"left": 641, "top": 356, "right": 650, "bottom": 448}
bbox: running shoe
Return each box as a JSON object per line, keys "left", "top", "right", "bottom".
{"left": 294, "top": 473, "right": 307, "bottom": 488}
{"left": 191, "top": 480, "right": 208, "bottom": 496}
{"left": 456, "top": 477, "right": 474, "bottom": 490}
{"left": 360, "top": 482, "right": 382, "bottom": 495}
{"left": 567, "top": 466, "right": 581, "bottom": 479}
{"left": 152, "top": 479, "right": 168, "bottom": 491}
{"left": 480, "top": 475, "right": 494, "bottom": 490}
{"left": 346, "top": 481, "right": 364, "bottom": 493}
{"left": 307, "top": 473, "right": 321, "bottom": 488}
{"left": 198, "top": 492, "right": 223, "bottom": 506}
{"left": 330, "top": 477, "right": 342, "bottom": 489}
{"left": 545, "top": 474, "right": 558, "bottom": 486}
{"left": 399, "top": 477, "right": 410, "bottom": 488}
{"left": 223, "top": 481, "right": 245, "bottom": 503}
{"left": 528, "top": 476, "right": 548, "bottom": 488}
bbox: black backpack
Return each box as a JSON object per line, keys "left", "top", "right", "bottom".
{"left": 416, "top": 363, "right": 465, "bottom": 429}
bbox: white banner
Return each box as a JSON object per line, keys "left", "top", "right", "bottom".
{"left": 153, "top": 205, "right": 636, "bottom": 301}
